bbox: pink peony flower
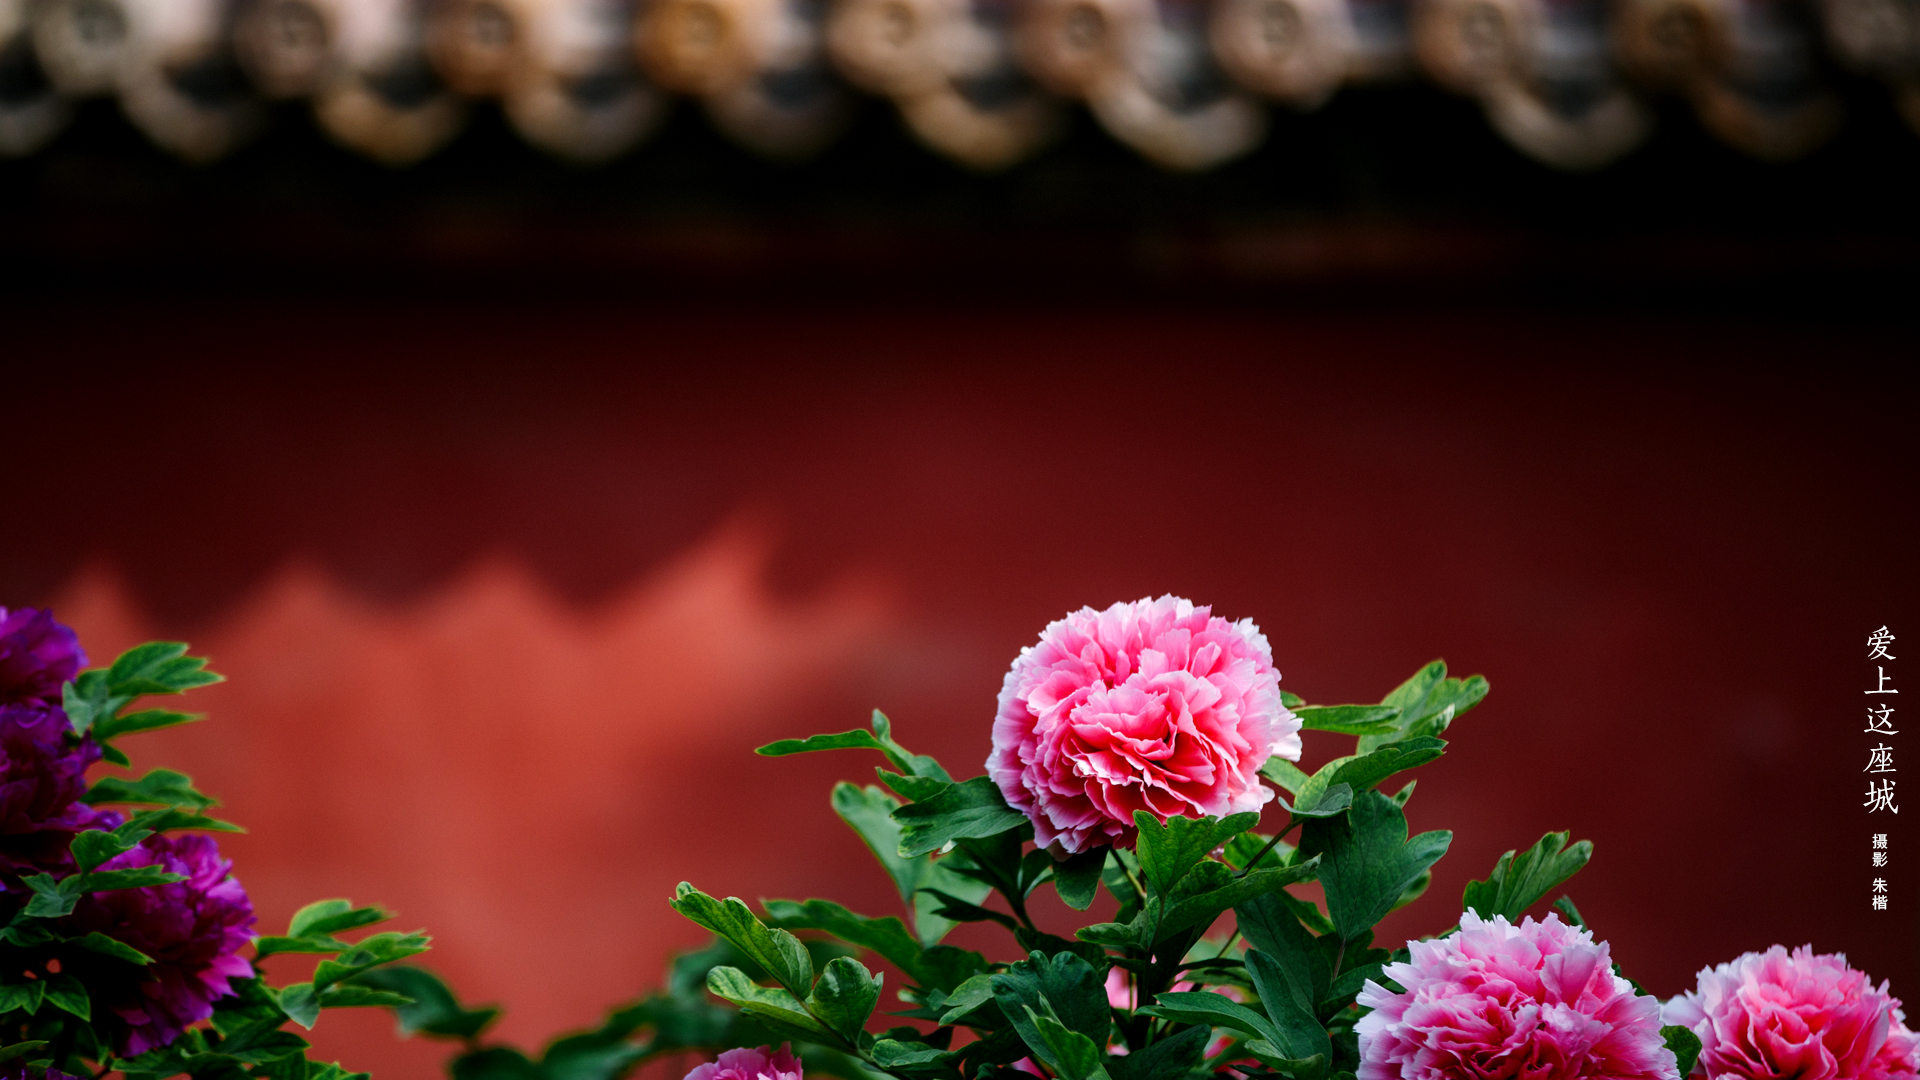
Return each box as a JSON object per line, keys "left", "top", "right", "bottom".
{"left": 986, "top": 596, "right": 1298, "bottom": 854}
{"left": 1664, "top": 946, "right": 1920, "bottom": 1080}
{"left": 684, "top": 1046, "right": 805, "bottom": 1080}
{"left": 1357, "top": 911, "right": 1676, "bottom": 1080}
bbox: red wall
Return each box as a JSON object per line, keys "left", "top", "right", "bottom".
{"left": 7, "top": 297, "right": 1915, "bottom": 1079}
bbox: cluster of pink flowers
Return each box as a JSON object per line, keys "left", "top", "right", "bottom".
{"left": 1356, "top": 912, "right": 1676, "bottom": 1080}
{"left": 0, "top": 606, "right": 256, "bottom": 1057}
{"left": 986, "top": 596, "right": 1300, "bottom": 854}
{"left": 685, "top": 1046, "right": 806, "bottom": 1080}
{"left": 1665, "top": 946, "right": 1919, "bottom": 1080}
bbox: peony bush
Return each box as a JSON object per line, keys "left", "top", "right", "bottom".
{"left": 0, "top": 607, "right": 432, "bottom": 1080}
{"left": 376, "top": 595, "right": 1917, "bottom": 1080}
{"left": 9, "top": 595, "right": 1912, "bottom": 1080}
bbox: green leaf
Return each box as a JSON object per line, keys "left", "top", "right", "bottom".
{"left": 93, "top": 709, "right": 206, "bottom": 742}
{"left": 1234, "top": 893, "right": 1330, "bottom": 1012}
{"left": 992, "top": 951, "right": 1110, "bottom": 1070}
{"left": 279, "top": 983, "right": 322, "bottom": 1029}
{"left": 85, "top": 769, "right": 218, "bottom": 809}
{"left": 1244, "top": 951, "right": 1330, "bottom": 1062}
{"left": 63, "top": 670, "right": 121, "bottom": 738}
{"left": 1133, "top": 811, "right": 1261, "bottom": 900}
{"left": 0, "top": 979, "right": 45, "bottom": 1015}
{"left": 1279, "top": 783, "right": 1353, "bottom": 821}
{"left": 1260, "top": 758, "right": 1312, "bottom": 796}
{"left": 1358, "top": 663, "right": 1488, "bottom": 753}
{"left": 1023, "top": 1008, "right": 1112, "bottom": 1080}
{"left": 831, "top": 781, "right": 992, "bottom": 944}
{"left": 1552, "top": 895, "right": 1587, "bottom": 929}
{"left": 350, "top": 967, "right": 500, "bottom": 1039}
{"left": 452, "top": 1047, "right": 541, "bottom": 1080}
{"left": 894, "top": 778, "right": 1029, "bottom": 859}
{"left": 1139, "top": 991, "right": 1284, "bottom": 1048}
{"left": 670, "top": 884, "right": 814, "bottom": 997}
{"left": 75, "top": 930, "right": 155, "bottom": 965}
{"left": 22, "top": 872, "right": 86, "bottom": 917}
{"left": 72, "top": 827, "right": 145, "bottom": 873}
{"left": 106, "top": 642, "right": 225, "bottom": 695}
{"left": 256, "top": 936, "right": 351, "bottom": 958}
{"left": 876, "top": 769, "right": 953, "bottom": 803}
{"left": 764, "top": 899, "right": 925, "bottom": 980}
{"left": 705, "top": 966, "right": 836, "bottom": 1043}
{"left": 1243, "top": 1042, "right": 1328, "bottom": 1080}
{"left": 757, "top": 710, "right": 951, "bottom": 781}
{"left": 1280, "top": 690, "right": 1305, "bottom": 708}
{"left": 81, "top": 866, "right": 189, "bottom": 892}
{"left": 808, "top": 956, "right": 881, "bottom": 1042}
{"left": 40, "top": 974, "right": 89, "bottom": 1020}
{"left": 1052, "top": 848, "right": 1107, "bottom": 911}
{"left": 1663, "top": 1025, "right": 1703, "bottom": 1078}
{"left": 1294, "top": 705, "right": 1402, "bottom": 735}
{"left": 1107, "top": 1024, "right": 1208, "bottom": 1080}
{"left": 1157, "top": 861, "right": 1322, "bottom": 942}
{"left": 920, "top": 889, "right": 1019, "bottom": 932}
{"left": 0, "top": 1042, "right": 48, "bottom": 1066}
{"left": 316, "top": 985, "right": 415, "bottom": 1010}
{"left": 1287, "top": 737, "right": 1446, "bottom": 821}
{"left": 1299, "top": 790, "right": 1451, "bottom": 942}
{"left": 122, "top": 806, "right": 243, "bottom": 835}
{"left": 1462, "top": 832, "right": 1594, "bottom": 923}
{"left": 937, "top": 974, "right": 1002, "bottom": 1026}
{"left": 290, "top": 899, "right": 393, "bottom": 938}
{"left": 870, "top": 1039, "right": 953, "bottom": 1069}
{"left": 311, "top": 931, "right": 432, "bottom": 990}
{"left": 1225, "top": 832, "right": 1294, "bottom": 873}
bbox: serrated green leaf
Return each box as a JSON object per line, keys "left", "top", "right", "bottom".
{"left": 84, "top": 768, "right": 218, "bottom": 809}
{"left": 808, "top": 956, "right": 881, "bottom": 1042}
{"left": 1052, "top": 848, "right": 1107, "bottom": 912}
{"left": 75, "top": 931, "right": 154, "bottom": 965}
{"left": 670, "top": 885, "right": 814, "bottom": 997}
{"left": 894, "top": 777, "right": 1028, "bottom": 859}
{"left": 1358, "top": 664, "right": 1487, "bottom": 754}
{"left": 1300, "top": 790, "right": 1451, "bottom": 942}
{"left": 1288, "top": 738, "right": 1446, "bottom": 820}
{"left": 762, "top": 898, "right": 942, "bottom": 989}
{"left": 1462, "top": 832, "right": 1593, "bottom": 923}
{"left": 1294, "top": 705, "right": 1402, "bottom": 735}
{"left": 1663, "top": 1025, "right": 1703, "bottom": 1078}
{"left": 705, "top": 966, "right": 835, "bottom": 1042}
{"left": 279, "top": 983, "right": 322, "bottom": 1028}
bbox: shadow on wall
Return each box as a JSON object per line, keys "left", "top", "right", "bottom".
{"left": 51, "top": 518, "right": 895, "bottom": 1080}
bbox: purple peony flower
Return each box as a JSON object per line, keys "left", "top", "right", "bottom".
{"left": 0, "top": 607, "right": 87, "bottom": 708}
{"left": 57, "top": 832, "right": 257, "bottom": 1057}
{"left": 684, "top": 1046, "right": 805, "bottom": 1080}
{"left": 1357, "top": 911, "right": 1677, "bottom": 1080}
{"left": 0, "top": 702, "right": 108, "bottom": 882}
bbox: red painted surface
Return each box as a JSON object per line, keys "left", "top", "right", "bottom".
{"left": 6, "top": 297, "right": 1914, "bottom": 1079}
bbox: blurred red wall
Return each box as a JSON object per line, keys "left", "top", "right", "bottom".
{"left": 5, "top": 297, "right": 1914, "bottom": 1079}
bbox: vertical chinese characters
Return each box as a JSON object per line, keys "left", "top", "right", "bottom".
{"left": 1865, "top": 627, "right": 1897, "bottom": 910}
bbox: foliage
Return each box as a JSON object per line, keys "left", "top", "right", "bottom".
{"left": 2, "top": 641, "right": 428, "bottom": 1080}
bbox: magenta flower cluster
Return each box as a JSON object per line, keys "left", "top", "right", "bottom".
{"left": 1666, "top": 946, "right": 1920, "bottom": 1080}
{"left": 684, "top": 1045, "right": 806, "bottom": 1080}
{"left": 986, "top": 596, "right": 1300, "bottom": 854}
{"left": 0, "top": 607, "right": 256, "bottom": 1058}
